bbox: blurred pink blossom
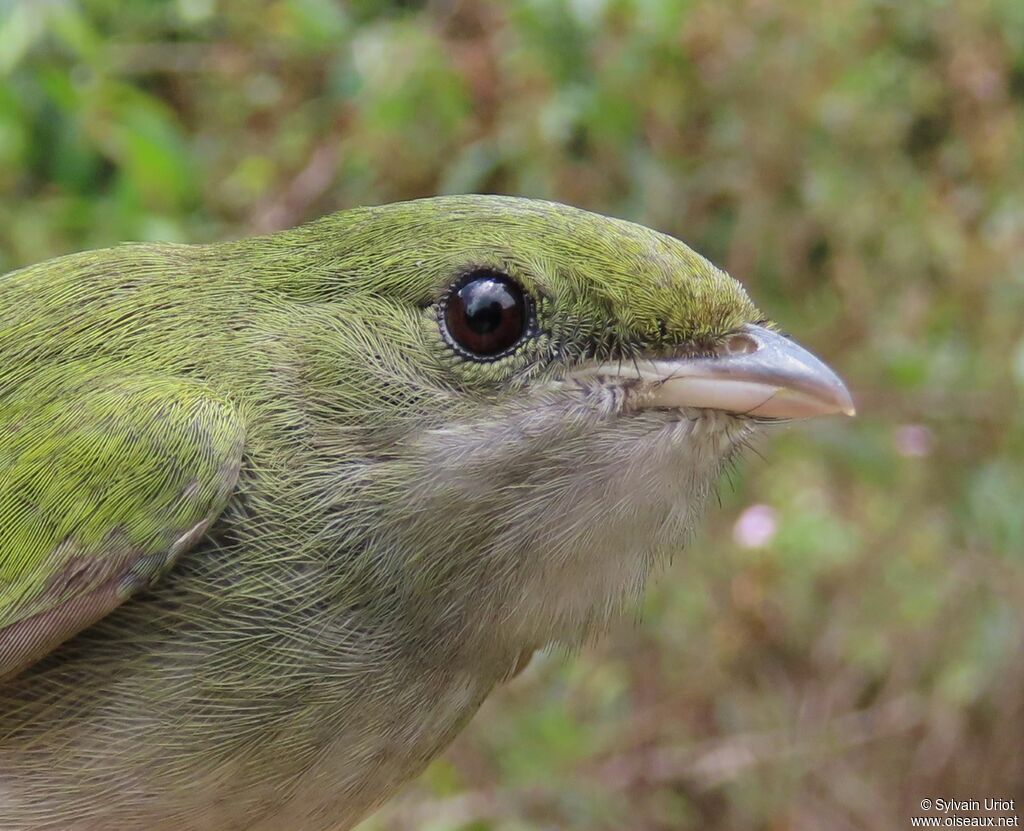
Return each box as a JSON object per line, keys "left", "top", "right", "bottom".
{"left": 733, "top": 504, "right": 778, "bottom": 549}
{"left": 894, "top": 424, "right": 933, "bottom": 458}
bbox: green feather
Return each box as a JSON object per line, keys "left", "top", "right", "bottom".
{"left": 0, "top": 195, "right": 763, "bottom": 830}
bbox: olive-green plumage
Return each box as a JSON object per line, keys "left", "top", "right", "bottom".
{"left": 0, "top": 196, "right": 766, "bottom": 830}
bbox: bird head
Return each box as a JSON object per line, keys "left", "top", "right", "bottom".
{"left": 242, "top": 196, "right": 853, "bottom": 660}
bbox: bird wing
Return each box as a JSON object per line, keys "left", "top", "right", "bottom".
{"left": 0, "top": 376, "right": 244, "bottom": 680}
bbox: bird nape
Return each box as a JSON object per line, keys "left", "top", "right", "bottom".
{"left": 0, "top": 195, "right": 852, "bottom": 830}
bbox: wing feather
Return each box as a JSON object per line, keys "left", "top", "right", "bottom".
{"left": 0, "top": 376, "right": 244, "bottom": 679}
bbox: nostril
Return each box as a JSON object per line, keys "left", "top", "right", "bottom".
{"left": 720, "top": 333, "right": 759, "bottom": 356}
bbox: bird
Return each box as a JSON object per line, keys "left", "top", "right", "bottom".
{"left": 0, "top": 195, "right": 853, "bottom": 830}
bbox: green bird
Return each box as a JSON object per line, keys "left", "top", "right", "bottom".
{"left": 0, "top": 195, "right": 852, "bottom": 830}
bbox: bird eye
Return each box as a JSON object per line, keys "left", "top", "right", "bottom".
{"left": 441, "top": 270, "right": 529, "bottom": 359}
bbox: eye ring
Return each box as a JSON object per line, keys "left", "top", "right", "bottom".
{"left": 438, "top": 268, "right": 534, "bottom": 361}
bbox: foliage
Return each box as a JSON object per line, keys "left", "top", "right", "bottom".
{"left": 1, "top": 0, "right": 1021, "bottom": 828}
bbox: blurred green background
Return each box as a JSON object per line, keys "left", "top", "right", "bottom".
{"left": 2, "top": 0, "right": 1022, "bottom": 828}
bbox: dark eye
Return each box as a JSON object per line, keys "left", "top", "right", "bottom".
{"left": 442, "top": 270, "right": 529, "bottom": 358}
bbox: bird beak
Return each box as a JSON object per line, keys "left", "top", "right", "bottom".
{"left": 571, "top": 324, "right": 855, "bottom": 419}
